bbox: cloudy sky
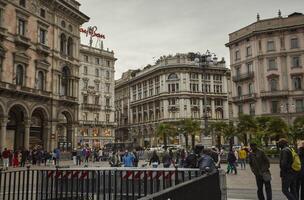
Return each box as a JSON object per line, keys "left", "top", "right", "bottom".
{"left": 78, "top": 0, "right": 304, "bottom": 79}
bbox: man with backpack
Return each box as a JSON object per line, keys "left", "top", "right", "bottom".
{"left": 278, "top": 138, "right": 301, "bottom": 200}
{"left": 184, "top": 145, "right": 204, "bottom": 168}
{"left": 198, "top": 149, "right": 217, "bottom": 174}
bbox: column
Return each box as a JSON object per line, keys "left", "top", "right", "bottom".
{"left": 24, "top": 119, "right": 31, "bottom": 150}
{"left": 211, "top": 99, "right": 215, "bottom": 119}
{"left": 43, "top": 122, "right": 51, "bottom": 151}
{"left": 0, "top": 117, "right": 8, "bottom": 151}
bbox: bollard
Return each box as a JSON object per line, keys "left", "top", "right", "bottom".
{"left": 219, "top": 170, "right": 227, "bottom": 200}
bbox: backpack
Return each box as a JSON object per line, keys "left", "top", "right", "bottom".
{"left": 289, "top": 148, "right": 301, "bottom": 172}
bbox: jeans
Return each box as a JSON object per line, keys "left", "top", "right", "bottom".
{"left": 296, "top": 175, "right": 304, "bottom": 200}
{"left": 255, "top": 175, "right": 272, "bottom": 200}
{"left": 282, "top": 174, "right": 297, "bottom": 200}
{"left": 227, "top": 162, "right": 237, "bottom": 174}
{"left": 3, "top": 158, "right": 9, "bottom": 168}
{"left": 239, "top": 159, "right": 246, "bottom": 169}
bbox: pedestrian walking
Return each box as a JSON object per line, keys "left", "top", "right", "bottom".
{"left": 198, "top": 149, "right": 217, "bottom": 174}
{"left": 297, "top": 142, "right": 304, "bottom": 199}
{"left": 239, "top": 147, "right": 247, "bottom": 170}
{"left": 248, "top": 142, "right": 272, "bottom": 200}
{"left": 227, "top": 149, "right": 237, "bottom": 174}
{"left": 162, "top": 150, "right": 173, "bottom": 168}
{"left": 2, "top": 148, "right": 10, "bottom": 170}
{"left": 278, "top": 138, "right": 300, "bottom": 200}
{"left": 109, "top": 151, "right": 121, "bottom": 167}
{"left": 20, "top": 148, "right": 29, "bottom": 167}
{"left": 12, "top": 150, "right": 19, "bottom": 168}
{"left": 133, "top": 150, "right": 139, "bottom": 167}
{"left": 98, "top": 148, "right": 103, "bottom": 161}
{"left": 72, "top": 148, "right": 77, "bottom": 165}
{"left": 149, "top": 151, "right": 160, "bottom": 168}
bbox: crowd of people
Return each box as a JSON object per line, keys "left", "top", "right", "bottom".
{"left": 1, "top": 147, "right": 61, "bottom": 170}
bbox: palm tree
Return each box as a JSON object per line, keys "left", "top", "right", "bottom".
{"left": 209, "top": 121, "right": 228, "bottom": 149}
{"left": 289, "top": 116, "right": 304, "bottom": 147}
{"left": 236, "top": 114, "right": 257, "bottom": 146}
{"left": 182, "top": 119, "right": 201, "bottom": 149}
{"left": 255, "top": 116, "right": 272, "bottom": 147}
{"left": 155, "top": 122, "right": 175, "bottom": 150}
{"left": 266, "top": 116, "right": 288, "bottom": 142}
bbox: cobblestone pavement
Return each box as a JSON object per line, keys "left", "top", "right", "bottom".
{"left": 224, "top": 164, "right": 285, "bottom": 200}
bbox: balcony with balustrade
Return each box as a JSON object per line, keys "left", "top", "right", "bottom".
{"left": 232, "top": 72, "right": 254, "bottom": 82}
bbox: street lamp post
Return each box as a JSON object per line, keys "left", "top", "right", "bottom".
{"left": 188, "top": 51, "right": 218, "bottom": 144}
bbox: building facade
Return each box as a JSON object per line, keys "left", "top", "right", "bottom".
{"left": 226, "top": 12, "right": 304, "bottom": 124}
{"left": 115, "top": 53, "right": 230, "bottom": 147}
{"left": 78, "top": 44, "right": 116, "bottom": 148}
{"left": 0, "top": 0, "right": 89, "bottom": 151}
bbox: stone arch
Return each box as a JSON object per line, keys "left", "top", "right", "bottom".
{"left": 215, "top": 107, "right": 224, "bottom": 119}
{"left": 6, "top": 103, "right": 30, "bottom": 150}
{"left": 30, "top": 106, "right": 50, "bottom": 150}
{"left": 0, "top": 100, "right": 6, "bottom": 118}
{"left": 7, "top": 102, "right": 30, "bottom": 119}
{"left": 56, "top": 109, "right": 74, "bottom": 151}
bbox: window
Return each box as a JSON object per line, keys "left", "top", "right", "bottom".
{"left": 267, "top": 41, "right": 275, "bottom": 51}
{"left": 16, "top": 64, "right": 24, "bottom": 86}
{"left": 95, "top": 58, "right": 100, "bottom": 65}
{"left": 202, "top": 84, "right": 211, "bottom": 92}
{"left": 215, "top": 99, "right": 223, "bottom": 106}
{"left": 37, "top": 71, "right": 44, "bottom": 90}
{"left": 83, "top": 66, "right": 88, "bottom": 75}
{"left": 238, "top": 104, "right": 243, "bottom": 114}
{"left": 40, "top": 9, "right": 45, "bottom": 18}
{"left": 268, "top": 58, "right": 277, "bottom": 70}
{"left": 18, "top": 19, "right": 26, "bottom": 36}
{"left": 106, "top": 71, "right": 110, "bottom": 79}
{"left": 83, "top": 112, "right": 88, "bottom": 121}
{"left": 95, "top": 96, "right": 99, "bottom": 105}
{"left": 190, "top": 73, "right": 198, "bottom": 80}
{"left": 293, "top": 76, "right": 302, "bottom": 90}
{"left": 68, "top": 25, "right": 73, "bottom": 32}
{"left": 61, "top": 20, "right": 66, "bottom": 28}
{"left": 271, "top": 101, "right": 279, "bottom": 113}
{"left": 190, "top": 83, "right": 199, "bottom": 92}
{"left": 214, "top": 75, "right": 222, "bottom": 81}
{"left": 292, "top": 56, "right": 301, "bottom": 68}
{"left": 95, "top": 68, "right": 99, "bottom": 77}
{"left": 84, "top": 55, "right": 89, "bottom": 62}
{"left": 39, "top": 29, "right": 46, "bottom": 44}
{"left": 248, "top": 83, "right": 254, "bottom": 95}
{"left": 106, "top": 114, "right": 110, "bottom": 122}
{"left": 168, "top": 73, "right": 178, "bottom": 80}
{"left": 235, "top": 50, "right": 240, "bottom": 60}
{"left": 246, "top": 46, "right": 252, "bottom": 57}
{"left": 83, "top": 95, "right": 88, "bottom": 103}
{"left": 236, "top": 67, "right": 241, "bottom": 77}
{"left": 60, "top": 34, "right": 66, "bottom": 54}
{"left": 95, "top": 82, "right": 99, "bottom": 91}
{"left": 19, "top": 0, "right": 26, "bottom": 7}
{"left": 61, "top": 67, "right": 70, "bottom": 96}
{"left": 258, "top": 40, "right": 262, "bottom": 51}
{"left": 215, "top": 108, "right": 223, "bottom": 119}
{"left": 247, "top": 62, "right": 253, "bottom": 73}
{"left": 106, "top": 84, "right": 110, "bottom": 93}
{"left": 249, "top": 103, "right": 255, "bottom": 115}
{"left": 296, "top": 100, "right": 304, "bottom": 112}
{"left": 168, "top": 83, "right": 179, "bottom": 93}
{"left": 202, "top": 74, "right": 211, "bottom": 80}
{"left": 95, "top": 113, "right": 99, "bottom": 121}
{"left": 67, "top": 37, "right": 73, "bottom": 57}
{"left": 270, "top": 79, "right": 278, "bottom": 91}
{"left": 83, "top": 80, "right": 88, "bottom": 90}
{"left": 214, "top": 85, "right": 222, "bottom": 93}
{"left": 107, "top": 60, "right": 110, "bottom": 67}
{"left": 291, "top": 38, "right": 299, "bottom": 49}
{"left": 106, "top": 98, "right": 110, "bottom": 106}
{"left": 237, "top": 86, "right": 242, "bottom": 97}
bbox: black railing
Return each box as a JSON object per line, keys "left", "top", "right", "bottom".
{"left": 138, "top": 171, "right": 221, "bottom": 200}
{"left": 0, "top": 167, "right": 200, "bottom": 200}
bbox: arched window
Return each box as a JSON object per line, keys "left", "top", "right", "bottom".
{"left": 168, "top": 73, "right": 178, "bottom": 80}
{"left": 61, "top": 67, "right": 70, "bottom": 96}
{"left": 60, "top": 33, "right": 67, "bottom": 54}
{"left": 61, "top": 20, "right": 66, "bottom": 28}
{"left": 237, "top": 86, "right": 242, "bottom": 97}
{"left": 215, "top": 108, "right": 224, "bottom": 119}
{"left": 37, "top": 71, "right": 44, "bottom": 90}
{"left": 68, "top": 25, "right": 73, "bottom": 32}
{"left": 16, "top": 64, "right": 24, "bottom": 86}
{"left": 67, "top": 37, "right": 73, "bottom": 57}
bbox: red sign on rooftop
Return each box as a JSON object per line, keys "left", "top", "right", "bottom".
{"left": 80, "top": 26, "right": 105, "bottom": 39}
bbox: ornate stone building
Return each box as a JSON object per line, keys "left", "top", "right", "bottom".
{"left": 226, "top": 12, "right": 304, "bottom": 124}
{"left": 78, "top": 44, "right": 116, "bottom": 148}
{"left": 0, "top": 0, "right": 89, "bottom": 151}
{"left": 115, "top": 53, "right": 230, "bottom": 147}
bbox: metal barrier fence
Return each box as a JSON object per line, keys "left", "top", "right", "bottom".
{"left": 0, "top": 166, "right": 200, "bottom": 200}
{"left": 138, "top": 172, "right": 221, "bottom": 200}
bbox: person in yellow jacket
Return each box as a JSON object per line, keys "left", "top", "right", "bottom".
{"left": 239, "top": 147, "right": 247, "bottom": 170}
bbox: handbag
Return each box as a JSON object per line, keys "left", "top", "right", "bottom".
{"left": 262, "top": 172, "right": 272, "bottom": 182}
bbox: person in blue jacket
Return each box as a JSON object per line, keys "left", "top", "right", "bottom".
{"left": 122, "top": 150, "right": 135, "bottom": 167}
